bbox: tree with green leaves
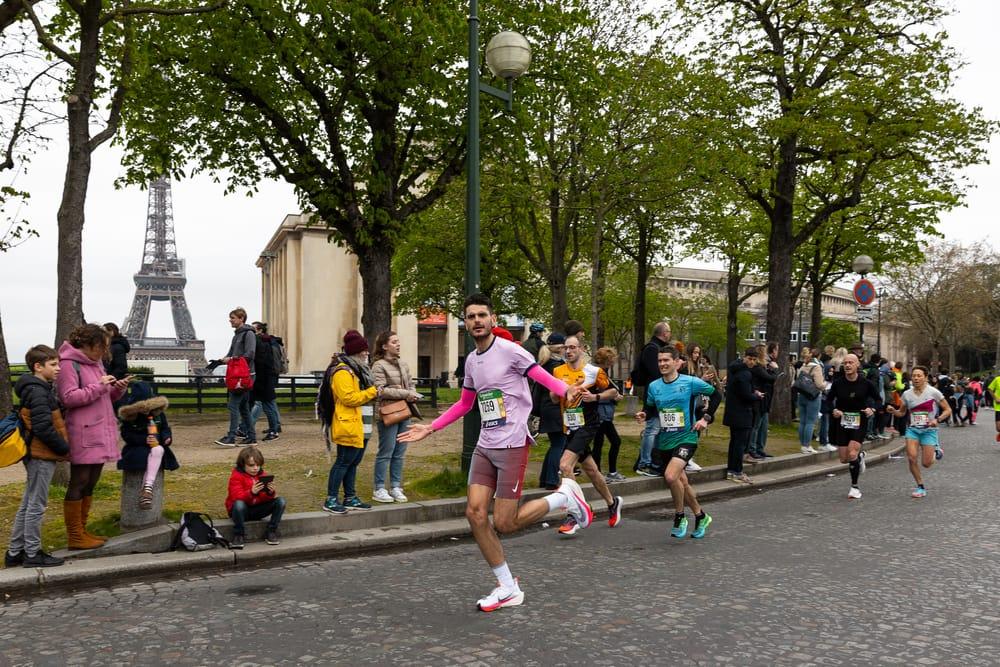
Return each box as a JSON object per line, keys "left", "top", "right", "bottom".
{"left": 817, "top": 317, "right": 858, "bottom": 351}
{"left": 677, "top": 0, "right": 994, "bottom": 421}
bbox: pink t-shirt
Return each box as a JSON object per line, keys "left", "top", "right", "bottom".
{"left": 463, "top": 336, "right": 538, "bottom": 449}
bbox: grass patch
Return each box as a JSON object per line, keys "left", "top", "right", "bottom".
{"left": 409, "top": 468, "right": 467, "bottom": 497}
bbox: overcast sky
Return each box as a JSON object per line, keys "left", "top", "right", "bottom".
{"left": 1, "top": 1, "right": 997, "bottom": 363}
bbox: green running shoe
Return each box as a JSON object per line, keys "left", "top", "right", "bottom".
{"left": 691, "top": 513, "right": 712, "bottom": 539}
{"left": 670, "top": 515, "right": 688, "bottom": 538}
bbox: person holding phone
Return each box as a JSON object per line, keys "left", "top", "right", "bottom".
{"left": 225, "top": 446, "right": 286, "bottom": 548}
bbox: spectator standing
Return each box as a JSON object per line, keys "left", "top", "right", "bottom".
{"left": 632, "top": 321, "right": 671, "bottom": 476}
{"left": 522, "top": 322, "right": 546, "bottom": 361}
{"left": 371, "top": 330, "right": 422, "bottom": 504}
{"left": 725, "top": 347, "right": 762, "bottom": 484}
{"left": 215, "top": 308, "right": 257, "bottom": 447}
{"left": 57, "top": 324, "right": 129, "bottom": 550}
{"left": 795, "top": 347, "right": 826, "bottom": 454}
{"left": 5, "top": 345, "right": 71, "bottom": 568}
{"left": 102, "top": 322, "right": 130, "bottom": 380}
{"left": 533, "top": 333, "right": 567, "bottom": 489}
{"left": 250, "top": 321, "right": 282, "bottom": 442}
{"left": 592, "top": 346, "right": 624, "bottom": 481}
{"left": 322, "top": 331, "right": 380, "bottom": 514}
{"left": 748, "top": 343, "right": 778, "bottom": 459}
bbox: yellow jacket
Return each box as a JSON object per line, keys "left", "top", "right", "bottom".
{"left": 330, "top": 364, "right": 377, "bottom": 448}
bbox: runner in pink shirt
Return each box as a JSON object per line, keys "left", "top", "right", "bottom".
{"left": 400, "top": 293, "right": 590, "bottom": 612}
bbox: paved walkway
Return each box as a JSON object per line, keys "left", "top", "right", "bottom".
{"left": 2, "top": 422, "right": 998, "bottom": 665}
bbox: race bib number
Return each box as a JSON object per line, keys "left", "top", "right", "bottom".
{"left": 563, "top": 406, "right": 585, "bottom": 430}
{"left": 478, "top": 389, "right": 507, "bottom": 429}
{"left": 659, "top": 408, "right": 685, "bottom": 432}
{"left": 911, "top": 411, "right": 930, "bottom": 428}
{"left": 841, "top": 412, "right": 861, "bottom": 430}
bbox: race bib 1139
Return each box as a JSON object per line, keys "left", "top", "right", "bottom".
{"left": 478, "top": 389, "right": 507, "bottom": 429}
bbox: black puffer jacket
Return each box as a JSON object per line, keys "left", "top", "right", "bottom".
{"left": 252, "top": 334, "right": 280, "bottom": 402}
{"left": 723, "top": 359, "right": 758, "bottom": 429}
{"left": 107, "top": 335, "right": 131, "bottom": 379}
{"left": 14, "top": 374, "right": 70, "bottom": 459}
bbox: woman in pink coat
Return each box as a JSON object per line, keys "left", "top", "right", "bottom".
{"left": 56, "top": 324, "right": 130, "bottom": 549}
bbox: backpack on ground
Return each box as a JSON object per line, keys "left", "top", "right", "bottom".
{"left": 225, "top": 356, "right": 254, "bottom": 392}
{"left": 271, "top": 338, "right": 289, "bottom": 375}
{"left": 0, "top": 410, "right": 30, "bottom": 468}
{"left": 170, "top": 512, "right": 230, "bottom": 551}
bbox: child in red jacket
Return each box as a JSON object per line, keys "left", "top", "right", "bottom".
{"left": 225, "top": 446, "right": 286, "bottom": 549}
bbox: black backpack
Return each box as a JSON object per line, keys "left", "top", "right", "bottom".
{"left": 170, "top": 512, "right": 230, "bottom": 551}
{"left": 316, "top": 358, "right": 344, "bottom": 456}
{"left": 629, "top": 341, "right": 657, "bottom": 388}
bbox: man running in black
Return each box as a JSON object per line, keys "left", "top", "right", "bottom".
{"left": 825, "top": 353, "right": 880, "bottom": 499}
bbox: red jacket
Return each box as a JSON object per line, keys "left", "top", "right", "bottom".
{"left": 225, "top": 467, "right": 276, "bottom": 514}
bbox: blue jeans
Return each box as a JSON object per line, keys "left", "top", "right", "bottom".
{"left": 748, "top": 412, "right": 769, "bottom": 456}
{"left": 327, "top": 443, "right": 366, "bottom": 501}
{"left": 636, "top": 413, "right": 659, "bottom": 469}
{"left": 374, "top": 419, "right": 410, "bottom": 490}
{"left": 229, "top": 497, "right": 286, "bottom": 536}
{"left": 797, "top": 394, "right": 821, "bottom": 446}
{"left": 539, "top": 431, "right": 566, "bottom": 488}
{"left": 227, "top": 391, "right": 255, "bottom": 441}
{"left": 251, "top": 399, "right": 282, "bottom": 433}
{"left": 818, "top": 411, "right": 830, "bottom": 445}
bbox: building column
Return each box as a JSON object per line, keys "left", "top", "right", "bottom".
{"left": 394, "top": 313, "right": 419, "bottom": 378}
{"left": 446, "top": 314, "right": 460, "bottom": 388}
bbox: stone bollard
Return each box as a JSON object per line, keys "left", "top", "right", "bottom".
{"left": 119, "top": 469, "right": 165, "bottom": 532}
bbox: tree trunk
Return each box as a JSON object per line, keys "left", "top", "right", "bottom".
{"left": 54, "top": 4, "right": 101, "bottom": 344}
{"left": 357, "top": 244, "right": 394, "bottom": 347}
{"left": 810, "top": 280, "right": 824, "bottom": 347}
{"left": 0, "top": 306, "right": 12, "bottom": 414}
{"left": 632, "top": 221, "right": 650, "bottom": 365}
{"left": 947, "top": 342, "right": 956, "bottom": 373}
{"left": 589, "top": 208, "right": 606, "bottom": 348}
{"left": 726, "top": 263, "right": 742, "bottom": 365}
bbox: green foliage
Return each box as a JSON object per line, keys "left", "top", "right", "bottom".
{"left": 408, "top": 467, "right": 467, "bottom": 498}
{"left": 687, "top": 297, "right": 756, "bottom": 359}
{"left": 818, "top": 318, "right": 859, "bottom": 350}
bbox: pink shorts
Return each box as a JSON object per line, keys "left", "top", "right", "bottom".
{"left": 468, "top": 444, "right": 530, "bottom": 500}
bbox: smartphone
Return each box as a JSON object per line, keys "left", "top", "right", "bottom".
{"left": 258, "top": 475, "right": 275, "bottom": 484}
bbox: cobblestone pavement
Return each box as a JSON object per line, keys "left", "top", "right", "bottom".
{"left": 3, "top": 422, "right": 999, "bottom": 666}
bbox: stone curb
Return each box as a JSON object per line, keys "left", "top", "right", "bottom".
{"left": 1, "top": 438, "right": 903, "bottom": 599}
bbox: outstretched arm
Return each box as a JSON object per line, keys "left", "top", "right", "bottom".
{"left": 398, "top": 388, "right": 477, "bottom": 443}
{"left": 527, "top": 364, "right": 574, "bottom": 401}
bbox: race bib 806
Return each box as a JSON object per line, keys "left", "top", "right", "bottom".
{"left": 659, "top": 408, "right": 685, "bottom": 432}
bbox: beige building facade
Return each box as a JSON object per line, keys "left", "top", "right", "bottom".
{"left": 256, "top": 214, "right": 462, "bottom": 379}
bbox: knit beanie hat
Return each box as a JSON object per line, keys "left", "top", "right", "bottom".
{"left": 343, "top": 330, "right": 369, "bottom": 355}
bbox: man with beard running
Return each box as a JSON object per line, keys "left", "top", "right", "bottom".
{"left": 549, "top": 336, "right": 623, "bottom": 537}
{"left": 635, "top": 347, "right": 720, "bottom": 539}
{"left": 399, "top": 294, "right": 588, "bottom": 612}
{"left": 825, "top": 353, "right": 880, "bottom": 499}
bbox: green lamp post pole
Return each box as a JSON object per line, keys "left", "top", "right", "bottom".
{"left": 461, "top": 1, "right": 531, "bottom": 473}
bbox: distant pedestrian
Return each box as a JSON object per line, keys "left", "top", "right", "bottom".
{"left": 748, "top": 343, "right": 778, "bottom": 460}
{"left": 102, "top": 322, "right": 130, "bottom": 380}
{"left": 214, "top": 308, "right": 257, "bottom": 447}
{"left": 371, "top": 330, "right": 422, "bottom": 504}
{"left": 322, "top": 331, "right": 380, "bottom": 515}
{"left": 724, "top": 347, "right": 762, "bottom": 484}
{"left": 58, "top": 324, "right": 130, "bottom": 550}
{"left": 523, "top": 322, "right": 545, "bottom": 361}
{"left": 795, "top": 347, "right": 826, "bottom": 454}
{"left": 250, "top": 321, "right": 282, "bottom": 442}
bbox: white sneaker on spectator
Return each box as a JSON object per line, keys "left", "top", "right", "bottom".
{"left": 822, "top": 443, "right": 838, "bottom": 452}
{"left": 372, "top": 488, "right": 394, "bottom": 504}
{"left": 800, "top": 446, "right": 818, "bottom": 454}
{"left": 390, "top": 487, "right": 408, "bottom": 502}
{"left": 685, "top": 460, "right": 702, "bottom": 472}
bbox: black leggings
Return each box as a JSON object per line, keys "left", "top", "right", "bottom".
{"left": 591, "top": 420, "right": 622, "bottom": 473}
{"left": 66, "top": 463, "right": 104, "bottom": 501}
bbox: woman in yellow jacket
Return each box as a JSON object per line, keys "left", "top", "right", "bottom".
{"left": 323, "top": 331, "right": 381, "bottom": 515}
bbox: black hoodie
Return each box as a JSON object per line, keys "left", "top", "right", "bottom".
{"left": 14, "top": 373, "right": 70, "bottom": 458}
{"left": 723, "top": 359, "right": 758, "bottom": 429}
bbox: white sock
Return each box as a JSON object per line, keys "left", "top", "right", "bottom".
{"left": 544, "top": 492, "right": 567, "bottom": 512}
{"left": 491, "top": 562, "right": 516, "bottom": 590}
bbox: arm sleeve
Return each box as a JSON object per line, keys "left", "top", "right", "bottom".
{"left": 705, "top": 387, "right": 722, "bottom": 420}
{"left": 373, "top": 361, "right": 413, "bottom": 400}
{"left": 160, "top": 414, "right": 172, "bottom": 444}
{"left": 243, "top": 331, "right": 256, "bottom": 361}
{"left": 332, "top": 369, "right": 377, "bottom": 407}
{"left": 430, "top": 388, "right": 477, "bottom": 431}
{"left": 734, "top": 372, "right": 757, "bottom": 402}
{"left": 23, "top": 388, "right": 70, "bottom": 456}
{"left": 526, "top": 364, "right": 570, "bottom": 397}
{"left": 824, "top": 383, "right": 836, "bottom": 413}
{"left": 56, "top": 364, "right": 110, "bottom": 408}
{"left": 227, "top": 472, "right": 252, "bottom": 506}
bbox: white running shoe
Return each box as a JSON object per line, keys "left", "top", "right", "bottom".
{"left": 858, "top": 451, "right": 867, "bottom": 474}
{"left": 822, "top": 444, "right": 838, "bottom": 452}
{"left": 800, "top": 446, "right": 818, "bottom": 454}
{"left": 389, "top": 487, "right": 408, "bottom": 502}
{"left": 476, "top": 580, "right": 524, "bottom": 612}
{"left": 372, "top": 488, "right": 394, "bottom": 504}
{"left": 847, "top": 487, "right": 862, "bottom": 500}
{"left": 558, "top": 477, "right": 593, "bottom": 529}
{"left": 685, "top": 460, "right": 703, "bottom": 472}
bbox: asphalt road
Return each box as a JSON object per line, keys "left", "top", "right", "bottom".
{"left": 2, "top": 420, "right": 999, "bottom": 666}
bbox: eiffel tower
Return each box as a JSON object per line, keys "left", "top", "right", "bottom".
{"left": 122, "top": 177, "right": 207, "bottom": 372}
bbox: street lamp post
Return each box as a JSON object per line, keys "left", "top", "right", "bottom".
{"left": 852, "top": 254, "right": 874, "bottom": 351}
{"left": 463, "top": 1, "right": 531, "bottom": 473}
{"left": 876, "top": 288, "right": 883, "bottom": 357}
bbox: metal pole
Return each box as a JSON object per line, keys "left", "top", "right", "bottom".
{"left": 876, "top": 289, "right": 882, "bottom": 357}
{"left": 462, "top": 0, "right": 481, "bottom": 475}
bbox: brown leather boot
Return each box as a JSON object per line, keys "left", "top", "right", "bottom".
{"left": 64, "top": 500, "right": 103, "bottom": 550}
{"left": 81, "top": 496, "right": 108, "bottom": 543}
